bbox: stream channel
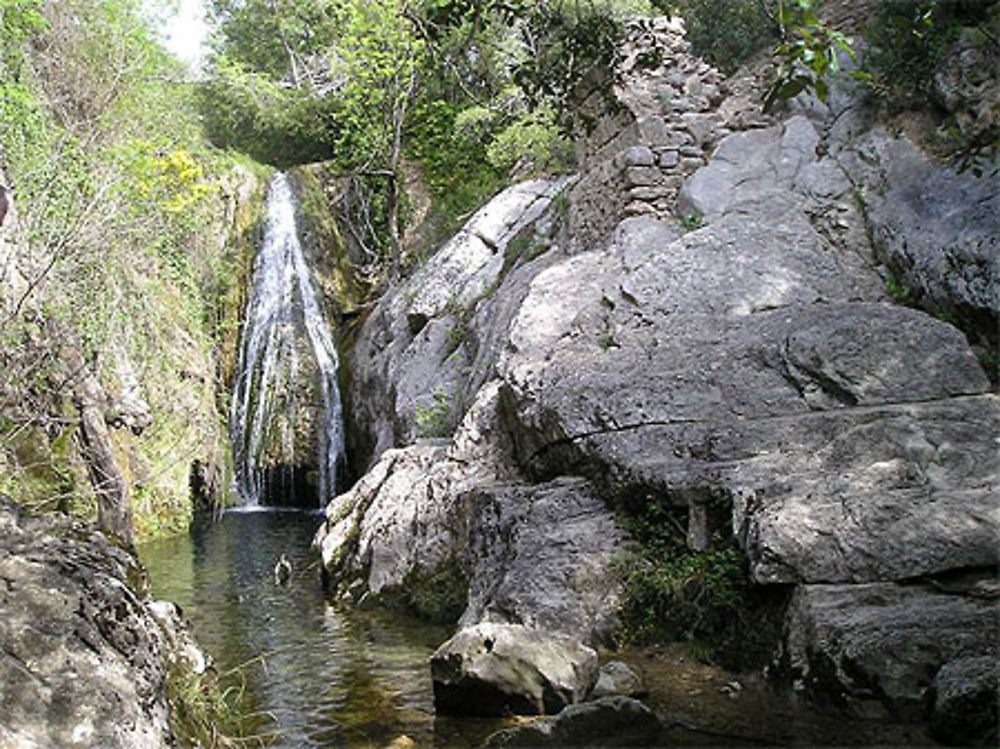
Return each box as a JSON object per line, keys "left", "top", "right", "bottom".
{"left": 139, "top": 509, "right": 509, "bottom": 748}
{"left": 139, "top": 510, "right": 934, "bottom": 749}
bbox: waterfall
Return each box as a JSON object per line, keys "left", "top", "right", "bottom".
{"left": 230, "top": 173, "right": 345, "bottom": 508}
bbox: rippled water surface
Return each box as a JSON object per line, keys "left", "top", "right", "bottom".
{"left": 140, "top": 510, "right": 505, "bottom": 748}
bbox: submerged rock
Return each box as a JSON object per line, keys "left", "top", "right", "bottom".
{"left": 430, "top": 623, "right": 599, "bottom": 716}
{"left": 0, "top": 497, "right": 207, "bottom": 748}
{"left": 482, "top": 695, "right": 663, "bottom": 747}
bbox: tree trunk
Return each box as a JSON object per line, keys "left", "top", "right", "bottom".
{"left": 58, "top": 329, "right": 135, "bottom": 549}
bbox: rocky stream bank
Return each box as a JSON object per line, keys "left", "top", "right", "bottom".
{"left": 0, "top": 497, "right": 211, "bottom": 748}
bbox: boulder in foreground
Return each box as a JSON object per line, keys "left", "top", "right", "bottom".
{"left": 483, "top": 696, "right": 663, "bottom": 747}
{"left": 430, "top": 623, "right": 599, "bottom": 716}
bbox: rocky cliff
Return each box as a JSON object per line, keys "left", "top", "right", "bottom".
{"left": 0, "top": 497, "right": 211, "bottom": 748}
{"left": 316, "top": 12, "right": 998, "bottom": 738}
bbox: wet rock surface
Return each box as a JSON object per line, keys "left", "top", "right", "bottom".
{"left": 0, "top": 497, "right": 205, "bottom": 748}
{"left": 482, "top": 695, "right": 663, "bottom": 747}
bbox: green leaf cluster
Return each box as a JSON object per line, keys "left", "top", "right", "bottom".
{"left": 863, "top": 0, "right": 961, "bottom": 111}
{"left": 617, "top": 499, "right": 747, "bottom": 645}
{"left": 763, "top": 0, "right": 856, "bottom": 110}
{"left": 615, "top": 495, "right": 783, "bottom": 669}
{"left": 658, "top": 0, "right": 777, "bottom": 74}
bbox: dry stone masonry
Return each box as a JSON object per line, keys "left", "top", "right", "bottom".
{"left": 568, "top": 17, "right": 774, "bottom": 250}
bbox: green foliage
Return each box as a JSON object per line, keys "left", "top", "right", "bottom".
{"left": 1, "top": 0, "right": 260, "bottom": 541}
{"left": 864, "top": 0, "right": 961, "bottom": 111}
{"left": 863, "top": 1, "right": 999, "bottom": 175}
{"left": 486, "top": 106, "right": 574, "bottom": 177}
{"left": 976, "top": 345, "right": 999, "bottom": 386}
{"left": 166, "top": 661, "right": 275, "bottom": 748}
{"left": 764, "top": 0, "right": 856, "bottom": 110}
{"left": 678, "top": 209, "right": 705, "bottom": 231}
{"left": 511, "top": 1, "right": 625, "bottom": 120}
{"left": 206, "top": 0, "right": 339, "bottom": 76}
{"left": 618, "top": 500, "right": 745, "bottom": 642}
{"left": 197, "top": 57, "right": 334, "bottom": 166}
{"left": 884, "top": 269, "right": 910, "bottom": 303}
{"left": 415, "top": 390, "right": 453, "bottom": 438}
{"left": 405, "top": 97, "right": 504, "bottom": 238}
{"left": 0, "top": 0, "right": 47, "bottom": 71}
{"left": 444, "top": 320, "right": 468, "bottom": 358}
{"left": 616, "top": 496, "right": 781, "bottom": 669}
{"left": 402, "top": 560, "right": 468, "bottom": 623}
{"left": 666, "top": 0, "right": 777, "bottom": 73}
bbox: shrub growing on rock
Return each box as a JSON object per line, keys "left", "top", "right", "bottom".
{"left": 616, "top": 497, "right": 784, "bottom": 670}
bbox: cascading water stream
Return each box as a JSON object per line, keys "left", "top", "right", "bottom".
{"left": 230, "top": 173, "right": 345, "bottom": 508}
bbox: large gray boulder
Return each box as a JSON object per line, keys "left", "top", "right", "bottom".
{"left": 345, "top": 177, "right": 574, "bottom": 463}
{"left": 314, "top": 383, "right": 625, "bottom": 642}
{"left": 488, "top": 113, "right": 999, "bottom": 721}
{"left": 0, "top": 497, "right": 207, "bottom": 749}
{"left": 460, "top": 477, "right": 626, "bottom": 641}
{"left": 498, "top": 200, "right": 997, "bottom": 586}
{"left": 430, "top": 623, "right": 599, "bottom": 716}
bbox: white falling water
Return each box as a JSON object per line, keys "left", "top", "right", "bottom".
{"left": 230, "top": 173, "right": 345, "bottom": 508}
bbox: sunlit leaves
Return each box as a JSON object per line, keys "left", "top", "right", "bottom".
{"left": 763, "top": 0, "right": 856, "bottom": 111}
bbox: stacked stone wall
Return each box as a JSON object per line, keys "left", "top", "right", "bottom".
{"left": 568, "top": 16, "right": 775, "bottom": 251}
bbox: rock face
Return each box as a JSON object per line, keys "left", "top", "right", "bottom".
{"left": 429, "top": 623, "right": 599, "bottom": 716}
{"left": 840, "top": 129, "right": 1000, "bottom": 365}
{"left": 781, "top": 582, "right": 998, "bottom": 718}
{"left": 0, "top": 497, "right": 207, "bottom": 748}
{"left": 314, "top": 383, "right": 625, "bottom": 644}
{"left": 345, "top": 177, "right": 575, "bottom": 466}
{"left": 328, "top": 11, "right": 1000, "bottom": 728}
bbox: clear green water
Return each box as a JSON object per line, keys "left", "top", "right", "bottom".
{"left": 138, "top": 510, "right": 935, "bottom": 748}
{"left": 139, "top": 510, "right": 507, "bottom": 748}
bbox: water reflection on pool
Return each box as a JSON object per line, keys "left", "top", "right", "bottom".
{"left": 139, "top": 510, "right": 505, "bottom": 748}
